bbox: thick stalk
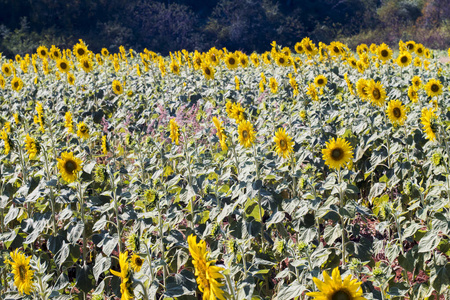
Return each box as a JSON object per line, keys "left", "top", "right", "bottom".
{"left": 337, "top": 170, "right": 346, "bottom": 265}
{"left": 253, "top": 146, "right": 265, "bottom": 252}
{"left": 78, "top": 182, "right": 88, "bottom": 265}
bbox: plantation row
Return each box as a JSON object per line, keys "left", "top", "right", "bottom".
{"left": 0, "top": 39, "right": 449, "bottom": 300}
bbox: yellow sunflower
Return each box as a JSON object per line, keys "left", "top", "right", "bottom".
{"left": 170, "top": 61, "right": 180, "bottom": 75}
{"left": 421, "top": 107, "right": 438, "bottom": 141}
{"left": 24, "top": 134, "right": 39, "bottom": 159}
{"left": 56, "top": 58, "right": 71, "bottom": 73}
{"left": 65, "top": 111, "right": 74, "bottom": 133}
{"left": 11, "top": 77, "right": 23, "bottom": 92}
{"left": 397, "top": 51, "right": 412, "bottom": 68}
{"left": 73, "top": 40, "right": 89, "bottom": 59}
{"left": 306, "top": 83, "right": 319, "bottom": 101}
{"left": 368, "top": 80, "right": 386, "bottom": 107}
{"left": 50, "top": 45, "right": 61, "bottom": 60}
{"left": 224, "top": 53, "right": 238, "bottom": 70}
{"left": 415, "top": 43, "right": 425, "bottom": 56}
{"left": 231, "top": 102, "right": 245, "bottom": 124}
{"left": 274, "top": 53, "right": 289, "bottom": 67}
{"left": 306, "top": 267, "right": 366, "bottom": 300}
{"left": 294, "top": 42, "right": 304, "bottom": 54}
{"left": 424, "top": 79, "right": 443, "bottom": 98}
{"left": 202, "top": 64, "right": 215, "bottom": 80}
{"left": 2, "top": 63, "right": 13, "bottom": 77}
{"left": 269, "top": 77, "right": 278, "bottom": 94}
{"left": 110, "top": 251, "right": 134, "bottom": 300}
{"left": 77, "top": 122, "right": 89, "bottom": 140}
{"left": 187, "top": 235, "right": 226, "bottom": 300}
{"left": 130, "top": 253, "right": 143, "bottom": 272}
{"left": 314, "top": 75, "right": 327, "bottom": 87}
{"left": 170, "top": 119, "right": 180, "bottom": 145}
{"left": 238, "top": 120, "right": 256, "bottom": 148}
{"left": 405, "top": 40, "right": 416, "bottom": 52}
{"left": 239, "top": 53, "right": 249, "bottom": 68}
{"left": 212, "top": 116, "right": 226, "bottom": 141}
{"left": 386, "top": 100, "right": 407, "bottom": 126}
{"left": 7, "top": 249, "right": 34, "bottom": 295}
{"left": 101, "top": 48, "right": 109, "bottom": 57}
{"left": 57, "top": 151, "right": 82, "bottom": 183}
{"left": 79, "top": 58, "right": 93, "bottom": 73}
{"left": 0, "top": 74, "right": 5, "bottom": 88}
{"left": 112, "top": 80, "right": 123, "bottom": 95}
{"left": 0, "top": 129, "right": 10, "bottom": 155}
{"left": 408, "top": 86, "right": 418, "bottom": 103}
{"left": 322, "top": 137, "right": 353, "bottom": 170}
{"left": 411, "top": 76, "right": 421, "bottom": 90}
{"left": 274, "top": 128, "right": 294, "bottom": 159}
{"left": 377, "top": 43, "right": 392, "bottom": 62}
{"left": 101, "top": 135, "right": 108, "bottom": 155}
{"left": 37, "top": 45, "right": 49, "bottom": 59}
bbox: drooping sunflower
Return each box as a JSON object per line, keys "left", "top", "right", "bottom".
{"left": 306, "top": 267, "right": 366, "bottom": 300}
{"left": 411, "top": 76, "right": 421, "bottom": 90}
{"left": 231, "top": 102, "right": 245, "bottom": 124}
{"left": 112, "top": 80, "right": 124, "bottom": 95}
{"left": 322, "top": 137, "right": 353, "bottom": 170}
{"left": 368, "top": 80, "right": 386, "bottom": 107}
{"left": 2, "top": 63, "right": 13, "bottom": 77}
{"left": 0, "top": 74, "right": 5, "bottom": 89}
{"left": 314, "top": 75, "right": 327, "bottom": 87}
{"left": 169, "top": 119, "right": 180, "bottom": 145}
{"left": 424, "top": 79, "right": 443, "bottom": 98}
{"left": 187, "top": 235, "right": 226, "bottom": 300}
{"left": 274, "top": 128, "right": 294, "bottom": 159}
{"left": 130, "top": 254, "right": 143, "bottom": 272}
{"left": 24, "top": 134, "right": 39, "bottom": 159}
{"left": 101, "top": 135, "right": 108, "bottom": 155}
{"left": 7, "top": 249, "right": 34, "bottom": 295}
{"left": 377, "top": 43, "right": 392, "bottom": 62}
{"left": 77, "top": 122, "right": 89, "bottom": 140}
{"left": 306, "top": 83, "right": 319, "bottom": 101}
{"left": 421, "top": 107, "right": 438, "bottom": 141}
{"left": 224, "top": 53, "right": 238, "bottom": 70}
{"left": 238, "top": 120, "right": 256, "bottom": 148}
{"left": 202, "top": 64, "right": 215, "bottom": 80}
{"left": 110, "top": 251, "right": 134, "bottom": 300}
{"left": 408, "top": 86, "right": 418, "bottom": 103}
{"left": 56, "top": 58, "right": 71, "bottom": 73}
{"left": 37, "top": 45, "right": 49, "bottom": 59}
{"left": 386, "top": 100, "right": 407, "bottom": 126}
{"left": 0, "top": 129, "right": 10, "bottom": 155}
{"left": 397, "top": 51, "right": 412, "bottom": 68}
{"left": 79, "top": 58, "right": 93, "bottom": 73}
{"left": 65, "top": 111, "right": 74, "bottom": 133}
{"left": 212, "top": 116, "right": 225, "bottom": 141}
{"left": 57, "top": 151, "right": 82, "bottom": 183}
{"left": 11, "top": 77, "right": 23, "bottom": 92}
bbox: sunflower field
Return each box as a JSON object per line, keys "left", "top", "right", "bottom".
{"left": 0, "top": 39, "right": 449, "bottom": 300}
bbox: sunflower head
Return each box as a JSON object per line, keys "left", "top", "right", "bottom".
{"left": 238, "top": 120, "right": 256, "bottom": 148}
{"left": 8, "top": 249, "right": 34, "bottom": 295}
{"left": 425, "top": 79, "right": 443, "bottom": 98}
{"left": 11, "top": 77, "right": 23, "bottom": 92}
{"left": 57, "top": 59, "right": 70, "bottom": 73}
{"left": 112, "top": 80, "right": 123, "bottom": 95}
{"left": 368, "top": 80, "right": 386, "bottom": 107}
{"left": 225, "top": 53, "right": 238, "bottom": 70}
{"left": 130, "top": 254, "right": 143, "bottom": 272}
{"left": 322, "top": 137, "right": 354, "bottom": 170}
{"left": 306, "top": 267, "right": 366, "bottom": 300}
{"left": 77, "top": 121, "right": 89, "bottom": 140}
{"left": 377, "top": 43, "right": 392, "bottom": 62}
{"left": 397, "top": 51, "right": 411, "bottom": 67}
{"left": 202, "top": 64, "right": 215, "bottom": 80}
{"left": 2, "top": 63, "right": 13, "bottom": 77}
{"left": 314, "top": 75, "right": 327, "bottom": 87}
{"left": 386, "top": 100, "right": 407, "bottom": 126}
{"left": 79, "top": 58, "right": 93, "bottom": 73}
{"left": 37, "top": 45, "right": 49, "bottom": 59}
{"left": 57, "top": 152, "right": 83, "bottom": 183}
{"left": 274, "top": 128, "right": 294, "bottom": 159}
{"left": 421, "top": 107, "right": 438, "bottom": 141}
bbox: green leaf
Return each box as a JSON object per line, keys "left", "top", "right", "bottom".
{"left": 164, "top": 269, "right": 196, "bottom": 298}
{"left": 418, "top": 231, "right": 441, "bottom": 253}
{"left": 276, "top": 281, "right": 305, "bottom": 299}
{"left": 324, "top": 224, "right": 342, "bottom": 245}
{"left": 76, "top": 264, "right": 95, "bottom": 294}
{"left": 93, "top": 255, "right": 111, "bottom": 281}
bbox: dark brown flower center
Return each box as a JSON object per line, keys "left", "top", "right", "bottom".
{"left": 279, "top": 57, "right": 285, "bottom": 64}
{"left": 60, "top": 62, "right": 67, "bottom": 70}
{"left": 318, "top": 79, "right": 324, "bottom": 85}
{"left": 19, "top": 265, "right": 27, "bottom": 280}
{"left": 228, "top": 58, "right": 235, "bottom": 65}
{"left": 331, "top": 148, "right": 344, "bottom": 160}
{"left": 65, "top": 160, "right": 77, "bottom": 173}
{"left": 393, "top": 107, "right": 401, "bottom": 118}
{"left": 306, "top": 45, "right": 312, "bottom": 52}
{"left": 372, "top": 88, "right": 381, "bottom": 99}
{"left": 332, "top": 290, "right": 351, "bottom": 300}
{"left": 135, "top": 257, "right": 143, "bottom": 266}
{"left": 242, "top": 130, "right": 248, "bottom": 139}
{"left": 205, "top": 67, "right": 211, "bottom": 75}
{"left": 400, "top": 56, "right": 408, "bottom": 63}
{"left": 80, "top": 126, "right": 88, "bottom": 133}
{"left": 333, "top": 46, "right": 340, "bottom": 54}
{"left": 280, "top": 139, "right": 287, "bottom": 150}
{"left": 417, "top": 48, "right": 423, "bottom": 53}
{"left": 431, "top": 84, "right": 439, "bottom": 92}
{"left": 77, "top": 48, "right": 85, "bottom": 56}
{"left": 41, "top": 50, "right": 46, "bottom": 56}
{"left": 407, "top": 43, "right": 414, "bottom": 50}
{"left": 14, "top": 81, "right": 19, "bottom": 88}
{"left": 381, "top": 50, "right": 388, "bottom": 57}
{"left": 83, "top": 61, "right": 90, "bottom": 69}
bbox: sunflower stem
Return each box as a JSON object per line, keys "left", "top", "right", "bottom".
{"left": 78, "top": 181, "right": 88, "bottom": 266}
{"left": 253, "top": 145, "right": 265, "bottom": 252}
{"left": 337, "top": 169, "right": 346, "bottom": 265}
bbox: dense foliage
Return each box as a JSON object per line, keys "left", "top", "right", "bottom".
{"left": 1, "top": 0, "right": 450, "bottom": 57}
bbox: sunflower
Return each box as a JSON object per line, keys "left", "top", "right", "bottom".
{"left": 67, "top": 73, "right": 75, "bottom": 85}
{"left": 234, "top": 76, "right": 240, "bottom": 90}
{"left": 274, "top": 128, "right": 294, "bottom": 159}
{"left": 269, "top": 77, "right": 278, "bottom": 94}
{"left": 2, "top": 63, "right": 13, "bottom": 77}
{"left": 212, "top": 117, "right": 225, "bottom": 141}
{"left": 65, "top": 111, "right": 74, "bottom": 133}
{"left": 130, "top": 254, "right": 143, "bottom": 272}
{"left": 25, "top": 134, "right": 39, "bottom": 159}
{"left": 170, "top": 61, "right": 180, "bottom": 75}
{"left": 294, "top": 42, "right": 304, "bottom": 54}
{"left": 73, "top": 40, "right": 89, "bottom": 59}
{"left": 7, "top": 249, "right": 34, "bottom": 295}
{"left": 238, "top": 120, "right": 256, "bottom": 148}
{"left": 397, "top": 51, "right": 412, "bottom": 68}
{"left": 230, "top": 102, "right": 246, "bottom": 124}
{"left": 413, "top": 57, "right": 421, "bottom": 67}
{"left": 101, "top": 135, "right": 108, "bottom": 155}
{"left": 11, "top": 77, "right": 23, "bottom": 92}
{"left": 202, "top": 64, "right": 215, "bottom": 80}
{"left": 0, "top": 129, "right": 10, "bottom": 155}
{"left": 50, "top": 45, "right": 61, "bottom": 60}
{"left": 56, "top": 58, "right": 70, "bottom": 73}
{"left": 314, "top": 75, "right": 327, "bottom": 87}
{"left": 0, "top": 74, "right": 5, "bottom": 89}
{"left": 306, "top": 267, "right": 366, "bottom": 300}
{"left": 101, "top": 48, "right": 109, "bottom": 57}
{"left": 187, "top": 235, "right": 226, "bottom": 300}
{"left": 110, "top": 252, "right": 134, "bottom": 300}
{"left": 411, "top": 76, "right": 422, "bottom": 90}
{"left": 415, "top": 43, "right": 425, "bottom": 56}
{"left": 386, "top": 100, "right": 407, "bottom": 126}
{"left": 57, "top": 151, "right": 82, "bottom": 183}
{"left": 112, "top": 80, "right": 123, "bottom": 95}
{"left": 224, "top": 53, "right": 238, "bottom": 70}
{"left": 77, "top": 122, "right": 89, "bottom": 140}
{"left": 421, "top": 107, "right": 438, "bottom": 141}
{"left": 79, "top": 58, "right": 93, "bottom": 73}
{"left": 368, "top": 80, "right": 386, "bottom": 107}
{"left": 377, "top": 43, "right": 392, "bottom": 62}
{"left": 322, "top": 137, "right": 353, "bottom": 170}
{"left": 302, "top": 37, "right": 318, "bottom": 57}
{"left": 274, "top": 53, "right": 289, "bottom": 67}
{"left": 405, "top": 40, "right": 416, "bottom": 52}
{"left": 408, "top": 86, "right": 418, "bottom": 103}
{"left": 37, "top": 45, "right": 49, "bottom": 59}
{"left": 306, "top": 83, "right": 319, "bottom": 101}
{"left": 329, "top": 41, "right": 342, "bottom": 56}
{"left": 250, "top": 52, "right": 260, "bottom": 66}
{"left": 170, "top": 119, "right": 180, "bottom": 145}
{"left": 424, "top": 79, "right": 443, "bottom": 98}
{"left": 238, "top": 53, "right": 249, "bottom": 68}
